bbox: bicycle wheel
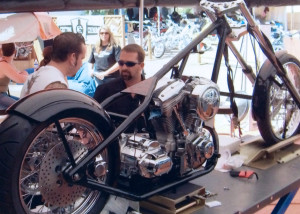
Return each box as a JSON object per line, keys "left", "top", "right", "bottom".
{"left": 153, "top": 42, "right": 165, "bottom": 58}
{"left": 255, "top": 53, "right": 300, "bottom": 145}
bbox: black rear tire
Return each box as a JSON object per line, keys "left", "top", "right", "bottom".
{"left": 0, "top": 111, "right": 119, "bottom": 214}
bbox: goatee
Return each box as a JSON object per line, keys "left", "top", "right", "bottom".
{"left": 121, "top": 70, "right": 132, "bottom": 81}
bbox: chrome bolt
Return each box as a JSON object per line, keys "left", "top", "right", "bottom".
{"left": 73, "top": 173, "right": 80, "bottom": 181}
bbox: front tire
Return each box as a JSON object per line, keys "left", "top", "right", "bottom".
{"left": 0, "top": 112, "right": 119, "bottom": 214}
{"left": 255, "top": 53, "right": 300, "bottom": 145}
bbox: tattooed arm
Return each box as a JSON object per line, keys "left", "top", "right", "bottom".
{"left": 44, "top": 81, "right": 68, "bottom": 90}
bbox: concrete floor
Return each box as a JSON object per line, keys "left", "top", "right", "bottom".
{"left": 255, "top": 190, "right": 300, "bottom": 214}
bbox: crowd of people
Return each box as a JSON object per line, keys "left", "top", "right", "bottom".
{"left": 0, "top": 26, "right": 146, "bottom": 133}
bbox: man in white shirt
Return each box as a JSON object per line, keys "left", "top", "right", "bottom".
{"left": 21, "top": 32, "right": 86, "bottom": 97}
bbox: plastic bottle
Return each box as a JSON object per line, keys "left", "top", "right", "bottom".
{"left": 33, "top": 59, "right": 39, "bottom": 72}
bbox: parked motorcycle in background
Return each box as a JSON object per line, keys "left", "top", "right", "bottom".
{"left": 126, "top": 23, "right": 166, "bottom": 58}
{"left": 126, "top": 12, "right": 215, "bottom": 59}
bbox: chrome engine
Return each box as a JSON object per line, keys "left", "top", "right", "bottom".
{"left": 120, "top": 135, "right": 173, "bottom": 178}
{"left": 120, "top": 77, "right": 220, "bottom": 178}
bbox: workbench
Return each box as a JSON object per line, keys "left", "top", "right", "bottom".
{"left": 105, "top": 137, "right": 300, "bottom": 214}
{"left": 188, "top": 155, "right": 300, "bottom": 213}
{"left": 139, "top": 135, "right": 300, "bottom": 214}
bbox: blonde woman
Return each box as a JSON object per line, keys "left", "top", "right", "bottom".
{"left": 88, "top": 25, "right": 121, "bottom": 85}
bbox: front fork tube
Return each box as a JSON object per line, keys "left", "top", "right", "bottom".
{"left": 278, "top": 73, "right": 300, "bottom": 109}
{"left": 228, "top": 29, "right": 300, "bottom": 109}
{"left": 239, "top": 1, "right": 300, "bottom": 108}
{"left": 251, "top": 25, "right": 300, "bottom": 109}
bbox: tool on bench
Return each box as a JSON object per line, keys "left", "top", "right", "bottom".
{"left": 230, "top": 170, "right": 259, "bottom": 180}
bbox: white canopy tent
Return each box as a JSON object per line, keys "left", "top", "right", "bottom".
{"left": 0, "top": 12, "right": 61, "bottom": 44}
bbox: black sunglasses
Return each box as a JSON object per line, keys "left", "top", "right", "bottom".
{"left": 118, "top": 60, "right": 140, "bottom": 67}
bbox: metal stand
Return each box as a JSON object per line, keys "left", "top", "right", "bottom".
{"left": 101, "top": 195, "right": 140, "bottom": 214}
{"left": 240, "top": 134, "right": 300, "bottom": 169}
{"left": 140, "top": 183, "right": 206, "bottom": 214}
{"left": 272, "top": 189, "right": 299, "bottom": 214}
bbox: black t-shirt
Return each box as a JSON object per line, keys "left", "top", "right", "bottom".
{"left": 88, "top": 45, "right": 121, "bottom": 78}
{"left": 94, "top": 77, "right": 125, "bottom": 101}
{"left": 93, "top": 78, "right": 146, "bottom": 133}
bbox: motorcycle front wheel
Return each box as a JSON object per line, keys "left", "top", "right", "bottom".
{"left": 256, "top": 53, "right": 300, "bottom": 145}
{"left": 0, "top": 113, "right": 119, "bottom": 214}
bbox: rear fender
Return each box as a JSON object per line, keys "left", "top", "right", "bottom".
{"left": 7, "top": 89, "right": 110, "bottom": 123}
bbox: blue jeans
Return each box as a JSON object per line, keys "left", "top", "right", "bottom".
{"left": 0, "top": 92, "right": 18, "bottom": 110}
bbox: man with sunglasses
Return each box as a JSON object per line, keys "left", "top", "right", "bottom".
{"left": 93, "top": 44, "right": 146, "bottom": 133}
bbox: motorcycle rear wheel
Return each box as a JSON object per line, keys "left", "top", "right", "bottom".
{"left": 256, "top": 53, "right": 300, "bottom": 145}
{"left": 0, "top": 113, "right": 118, "bottom": 214}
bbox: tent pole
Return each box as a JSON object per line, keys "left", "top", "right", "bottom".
{"left": 157, "top": 6, "right": 161, "bottom": 36}
{"left": 139, "top": 0, "right": 144, "bottom": 46}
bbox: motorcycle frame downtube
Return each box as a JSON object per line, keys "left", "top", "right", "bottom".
{"left": 211, "top": 17, "right": 231, "bottom": 83}
{"left": 66, "top": 18, "right": 225, "bottom": 180}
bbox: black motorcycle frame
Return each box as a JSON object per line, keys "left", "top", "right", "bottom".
{"left": 65, "top": 0, "right": 300, "bottom": 200}
{"left": 64, "top": 20, "right": 223, "bottom": 200}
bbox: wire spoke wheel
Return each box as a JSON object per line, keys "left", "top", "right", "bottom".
{"left": 269, "top": 64, "right": 300, "bottom": 140}
{"left": 19, "top": 118, "right": 109, "bottom": 214}
{"left": 256, "top": 53, "right": 300, "bottom": 145}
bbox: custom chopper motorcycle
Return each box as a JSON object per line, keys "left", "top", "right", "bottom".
{"left": 1, "top": 0, "right": 300, "bottom": 213}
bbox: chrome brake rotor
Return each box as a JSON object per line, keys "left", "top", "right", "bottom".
{"left": 39, "top": 140, "right": 88, "bottom": 207}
